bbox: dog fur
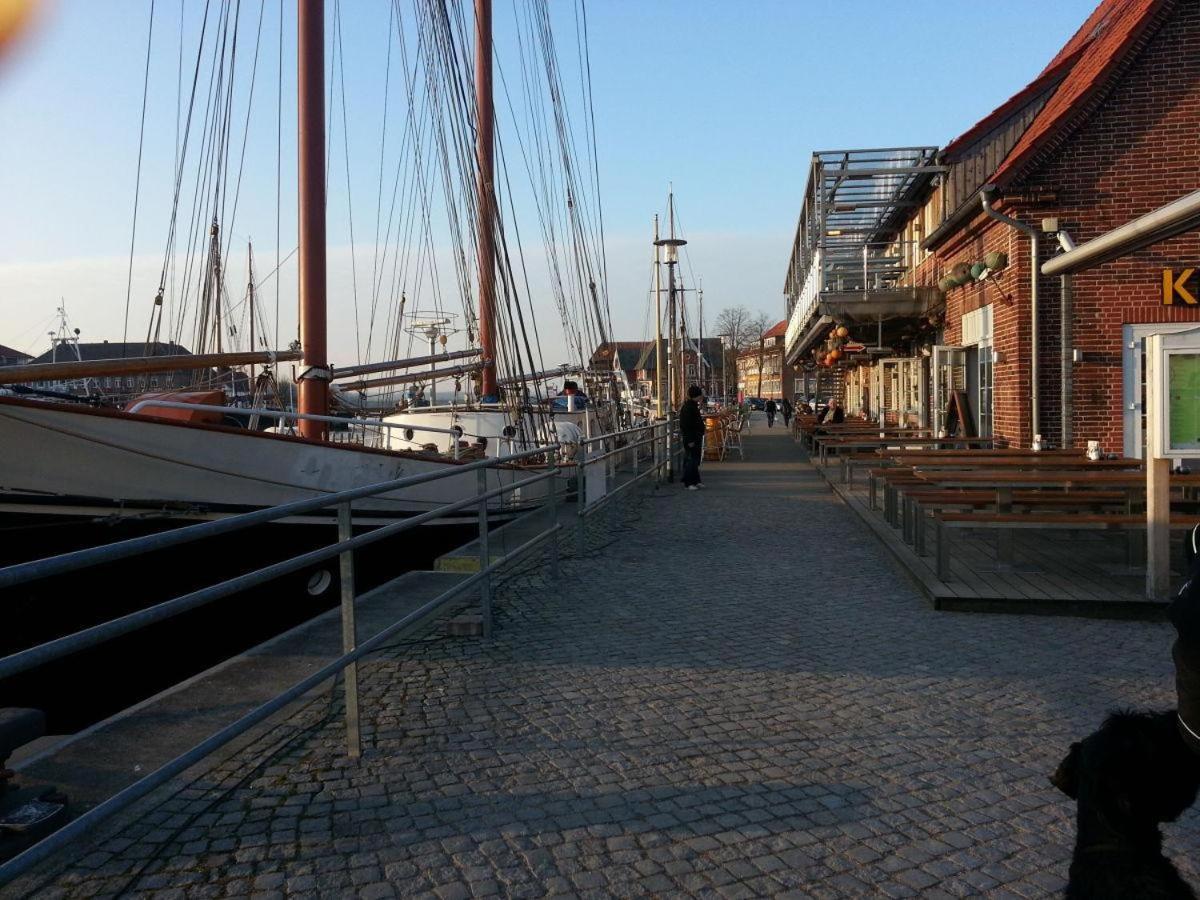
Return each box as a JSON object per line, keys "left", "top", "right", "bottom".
{"left": 1051, "top": 710, "right": 1200, "bottom": 898}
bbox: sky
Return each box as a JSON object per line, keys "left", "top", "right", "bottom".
{"left": 0, "top": 0, "right": 1100, "bottom": 368}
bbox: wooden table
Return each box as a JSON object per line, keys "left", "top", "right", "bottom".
{"left": 817, "top": 435, "right": 994, "bottom": 468}
{"left": 909, "top": 469, "right": 1200, "bottom": 569}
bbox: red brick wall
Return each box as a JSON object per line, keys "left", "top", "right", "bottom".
{"left": 937, "top": 1, "right": 1200, "bottom": 451}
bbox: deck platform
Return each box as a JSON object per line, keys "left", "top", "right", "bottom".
{"left": 812, "top": 452, "right": 1172, "bottom": 618}
{"left": 6, "top": 418, "right": 1198, "bottom": 897}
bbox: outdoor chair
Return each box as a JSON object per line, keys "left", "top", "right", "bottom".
{"left": 724, "top": 412, "right": 747, "bottom": 460}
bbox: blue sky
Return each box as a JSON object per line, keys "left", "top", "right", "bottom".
{"left": 0, "top": 0, "right": 1098, "bottom": 364}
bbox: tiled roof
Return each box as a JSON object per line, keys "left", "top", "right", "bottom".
{"left": 991, "top": 0, "right": 1166, "bottom": 185}
{"left": 762, "top": 320, "right": 787, "bottom": 340}
{"left": 940, "top": 48, "right": 1084, "bottom": 160}
{"left": 0, "top": 343, "right": 32, "bottom": 361}
{"left": 27, "top": 341, "right": 193, "bottom": 366}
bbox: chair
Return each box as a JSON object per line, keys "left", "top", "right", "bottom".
{"left": 724, "top": 412, "right": 747, "bottom": 460}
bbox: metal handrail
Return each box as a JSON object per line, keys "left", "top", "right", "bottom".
{"left": 0, "top": 445, "right": 554, "bottom": 591}
{"left": 0, "top": 421, "right": 672, "bottom": 887}
{"left": 0, "top": 468, "right": 558, "bottom": 681}
{"left": 0, "top": 443, "right": 571, "bottom": 886}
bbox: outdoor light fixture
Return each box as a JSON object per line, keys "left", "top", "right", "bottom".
{"left": 826, "top": 229, "right": 843, "bottom": 237}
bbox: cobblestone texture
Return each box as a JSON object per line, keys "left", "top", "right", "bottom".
{"left": 17, "top": 421, "right": 1200, "bottom": 897}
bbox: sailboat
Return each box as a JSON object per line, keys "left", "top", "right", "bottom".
{"left": 0, "top": 0, "right": 600, "bottom": 534}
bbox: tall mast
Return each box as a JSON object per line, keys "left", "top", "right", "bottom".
{"left": 248, "top": 241, "right": 257, "bottom": 393}
{"left": 476, "top": 0, "right": 498, "bottom": 400}
{"left": 653, "top": 215, "right": 663, "bottom": 418}
{"left": 297, "top": 0, "right": 329, "bottom": 439}
{"left": 668, "top": 192, "right": 679, "bottom": 409}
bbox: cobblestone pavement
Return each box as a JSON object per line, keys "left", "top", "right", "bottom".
{"left": 19, "top": 418, "right": 1200, "bottom": 898}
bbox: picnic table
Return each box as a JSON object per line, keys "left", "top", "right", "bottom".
{"left": 816, "top": 435, "right": 994, "bottom": 467}
{"left": 904, "top": 469, "right": 1200, "bottom": 578}
{"left": 844, "top": 451, "right": 1138, "bottom": 486}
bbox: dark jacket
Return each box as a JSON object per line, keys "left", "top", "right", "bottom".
{"left": 1171, "top": 550, "right": 1200, "bottom": 755}
{"left": 679, "top": 399, "right": 705, "bottom": 442}
{"left": 765, "top": 400, "right": 777, "bottom": 413}
{"left": 831, "top": 406, "right": 845, "bottom": 424}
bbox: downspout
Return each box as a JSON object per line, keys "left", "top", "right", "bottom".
{"left": 1057, "top": 229, "right": 1077, "bottom": 448}
{"left": 980, "top": 186, "right": 1039, "bottom": 446}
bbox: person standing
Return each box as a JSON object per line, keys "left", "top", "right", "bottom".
{"left": 780, "top": 397, "right": 793, "bottom": 429}
{"left": 679, "top": 384, "right": 705, "bottom": 490}
{"left": 765, "top": 398, "right": 778, "bottom": 428}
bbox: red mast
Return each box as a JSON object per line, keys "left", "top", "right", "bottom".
{"left": 475, "top": 0, "right": 497, "bottom": 400}
{"left": 297, "top": 0, "right": 329, "bottom": 438}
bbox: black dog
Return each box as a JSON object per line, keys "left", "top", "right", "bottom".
{"left": 1051, "top": 710, "right": 1200, "bottom": 898}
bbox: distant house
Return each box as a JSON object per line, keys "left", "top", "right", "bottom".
{"left": 633, "top": 337, "right": 725, "bottom": 402}
{"left": 22, "top": 340, "right": 246, "bottom": 398}
{"left": 735, "top": 320, "right": 797, "bottom": 400}
{"left": 0, "top": 344, "right": 33, "bottom": 368}
{"left": 588, "top": 341, "right": 644, "bottom": 384}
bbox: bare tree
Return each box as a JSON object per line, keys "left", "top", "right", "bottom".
{"left": 748, "top": 312, "right": 773, "bottom": 343}
{"left": 714, "top": 305, "right": 758, "bottom": 350}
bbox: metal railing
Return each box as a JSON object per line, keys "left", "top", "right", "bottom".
{"left": 0, "top": 445, "right": 570, "bottom": 885}
{"left": 574, "top": 421, "right": 674, "bottom": 554}
{"left": 0, "top": 420, "right": 676, "bottom": 886}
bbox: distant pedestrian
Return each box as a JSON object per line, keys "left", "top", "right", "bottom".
{"left": 765, "top": 398, "right": 778, "bottom": 428}
{"left": 679, "top": 384, "right": 705, "bottom": 490}
{"left": 780, "top": 397, "right": 793, "bottom": 428}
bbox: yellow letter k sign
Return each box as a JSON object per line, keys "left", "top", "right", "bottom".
{"left": 1163, "top": 268, "right": 1197, "bottom": 305}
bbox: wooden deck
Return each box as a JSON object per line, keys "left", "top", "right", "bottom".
{"left": 818, "top": 457, "right": 1173, "bottom": 619}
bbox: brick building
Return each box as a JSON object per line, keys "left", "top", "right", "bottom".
{"left": 735, "top": 320, "right": 798, "bottom": 400}
{"left": 783, "top": 0, "right": 1200, "bottom": 452}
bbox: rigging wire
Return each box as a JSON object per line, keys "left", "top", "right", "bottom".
{"left": 122, "top": 0, "right": 158, "bottom": 353}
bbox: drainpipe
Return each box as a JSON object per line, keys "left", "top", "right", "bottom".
{"left": 980, "top": 186, "right": 1039, "bottom": 446}
{"left": 1057, "top": 230, "right": 1076, "bottom": 448}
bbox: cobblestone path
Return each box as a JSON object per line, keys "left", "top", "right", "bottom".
{"left": 22, "top": 418, "right": 1200, "bottom": 898}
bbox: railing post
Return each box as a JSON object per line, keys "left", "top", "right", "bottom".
{"left": 477, "top": 467, "right": 491, "bottom": 638}
{"left": 547, "top": 465, "right": 560, "bottom": 580}
{"left": 337, "top": 502, "right": 361, "bottom": 760}
{"left": 576, "top": 452, "right": 587, "bottom": 556}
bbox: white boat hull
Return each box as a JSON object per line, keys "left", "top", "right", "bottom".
{"left": 0, "top": 398, "right": 548, "bottom": 526}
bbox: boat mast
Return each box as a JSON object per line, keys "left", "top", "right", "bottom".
{"left": 653, "top": 215, "right": 663, "bottom": 418}
{"left": 248, "top": 241, "right": 257, "bottom": 395}
{"left": 476, "top": 0, "right": 497, "bottom": 401}
{"left": 297, "top": 0, "right": 329, "bottom": 439}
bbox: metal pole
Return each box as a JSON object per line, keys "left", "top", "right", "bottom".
{"left": 337, "top": 502, "right": 361, "bottom": 759}
{"left": 297, "top": 0, "right": 329, "bottom": 439}
{"left": 475, "top": 0, "right": 498, "bottom": 400}
{"left": 653, "top": 215, "right": 664, "bottom": 418}
{"left": 576, "top": 454, "right": 587, "bottom": 555}
{"left": 477, "top": 468, "right": 491, "bottom": 637}
{"left": 547, "top": 467, "right": 560, "bottom": 580}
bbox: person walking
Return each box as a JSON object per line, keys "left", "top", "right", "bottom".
{"left": 780, "top": 397, "right": 793, "bottom": 429}
{"left": 765, "top": 398, "right": 778, "bottom": 428}
{"left": 679, "top": 384, "right": 705, "bottom": 490}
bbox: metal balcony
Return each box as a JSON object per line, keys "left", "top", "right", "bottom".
{"left": 783, "top": 148, "right": 945, "bottom": 363}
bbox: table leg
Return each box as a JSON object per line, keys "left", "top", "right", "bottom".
{"left": 996, "top": 486, "right": 1013, "bottom": 570}
{"left": 937, "top": 518, "right": 950, "bottom": 580}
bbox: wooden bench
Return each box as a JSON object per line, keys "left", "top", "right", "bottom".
{"left": 933, "top": 511, "right": 1200, "bottom": 580}
{"left": 904, "top": 490, "right": 1129, "bottom": 555}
